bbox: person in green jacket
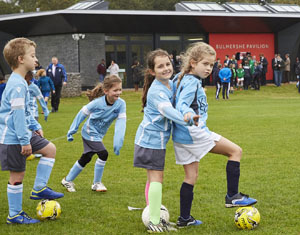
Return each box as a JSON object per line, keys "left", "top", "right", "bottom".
{"left": 236, "top": 64, "right": 245, "bottom": 90}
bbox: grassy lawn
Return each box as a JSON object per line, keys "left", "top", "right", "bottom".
{"left": 0, "top": 84, "right": 299, "bottom": 234}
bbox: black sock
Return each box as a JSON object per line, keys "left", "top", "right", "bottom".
{"left": 226, "top": 160, "right": 240, "bottom": 197}
{"left": 180, "top": 182, "right": 194, "bottom": 220}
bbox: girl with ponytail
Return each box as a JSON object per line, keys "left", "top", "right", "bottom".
{"left": 134, "top": 49, "right": 198, "bottom": 233}
{"left": 62, "top": 75, "right": 126, "bottom": 193}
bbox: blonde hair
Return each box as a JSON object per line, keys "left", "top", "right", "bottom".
{"left": 177, "top": 42, "right": 216, "bottom": 88}
{"left": 86, "top": 74, "right": 122, "bottom": 101}
{"left": 142, "top": 49, "right": 171, "bottom": 109}
{"left": 36, "top": 69, "right": 46, "bottom": 77}
{"left": 3, "top": 37, "right": 36, "bottom": 70}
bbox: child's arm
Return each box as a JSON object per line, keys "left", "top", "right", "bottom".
{"left": 176, "top": 78, "right": 198, "bottom": 118}
{"left": 67, "top": 100, "right": 97, "bottom": 141}
{"left": 49, "top": 77, "right": 55, "bottom": 92}
{"left": 113, "top": 101, "right": 126, "bottom": 155}
{"left": 37, "top": 79, "right": 41, "bottom": 89}
{"left": 153, "top": 90, "right": 194, "bottom": 126}
{"left": 11, "top": 87, "right": 40, "bottom": 145}
{"left": 67, "top": 106, "right": 89, "bottom": 141}
{"left": 33, "top": 85, "right": 50, "bottom": 121}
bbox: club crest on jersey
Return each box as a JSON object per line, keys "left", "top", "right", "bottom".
{"left": 16, "top": 87, "right": 21, "bottom": 93}
{"left": 159, "top": 92, "right": 166, "bottom": 99}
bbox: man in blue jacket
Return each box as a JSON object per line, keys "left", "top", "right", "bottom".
{"left": 46, "top": 57, "right": 67, "bottom": 112}
{"left": 219, "top": 65, "right": 232, "bottom": 100}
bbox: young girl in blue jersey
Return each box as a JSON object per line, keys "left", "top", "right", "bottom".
{"left": 62, "top": 75, "right": 126, "bottom": 192}
{"left": 36, "top": 69, "right": 55, "bottom": 106}
{"left": 134, "top": 49, "right": 198, "bottom": 233}
{"left": 172, "top": 42, "right": 257, "bottom": 227}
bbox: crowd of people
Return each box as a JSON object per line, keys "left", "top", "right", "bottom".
{"left": 209, "top": 52, "right": 300, "bottom": 99}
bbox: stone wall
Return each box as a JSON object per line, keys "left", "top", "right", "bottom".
{"left": 4, "top": 73, "right": 82, "bottom": 98}
{"left": 61, "top": 73, "right": 82, "bottom": 98}
{"left": 30, "top": 33, "right": 106, "bottom": 89}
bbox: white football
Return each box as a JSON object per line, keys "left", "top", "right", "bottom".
{"left": 142, "top": 205, "right": 170, "bottom": 227}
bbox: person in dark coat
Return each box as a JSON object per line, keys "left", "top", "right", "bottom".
{"left": 131, "top": 60, "right": 144, "bottom": 92}
{"left": 46, "top": 56, "right": 67, "bottom": 112}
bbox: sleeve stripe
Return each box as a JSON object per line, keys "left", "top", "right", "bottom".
{"left": 118, "top": 113, "right": 126, "bottom": 119}
{"left": 81, "top": 106, "right": 90, "bottom": 115}
{"left": 11, "top": 105, "right": 25, "bottom": 110}
{"left": 10, "top": 98, "right": 25, "bottom": 107}
{"left": 158, "top": 102, "right": 172, "bottom": 114}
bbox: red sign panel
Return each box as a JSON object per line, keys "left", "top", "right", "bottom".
{"left": 209, "top": 33, "right": 274, "bottom": 80}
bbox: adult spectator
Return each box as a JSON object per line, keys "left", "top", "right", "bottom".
{"left": 46, "top": 56, "right": 67, "bottom": 112}
{"left": 271, "top": 54, "right": 277, "bottom": 84}
{"left": 131, "top": 60, "right": 144, "bottom": 92}
{"left": 283, "top": 54, "right": 290, "bottom": 83}
{"left": 294, "top": 57, "right": 300, "bottom": 80}
{"left": 108, "top": 60, "right": 119, "bottom": 76}
{"left": 223, "top": 55, "right": 230, "bottom": 67}
{"left": 228, "top": 54, "right": 238, "bottom": 69}
{"left": 294, "top": 57, "right": 300, "bottom": 92}
{"left": 272, "top": 54, "right": 284, "bottom": 87}
{"left": 260, "top": 53, "right": 268, "bottom": 85}
{"left": 97, "top": 59, "right": 106, "bottom": 83}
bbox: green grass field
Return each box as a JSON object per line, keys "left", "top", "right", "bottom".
{"left": 0, "top": 84, "right": 299, "bottom": 234}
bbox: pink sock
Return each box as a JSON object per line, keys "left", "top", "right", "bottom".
{"left": 145, "top": 181, "right": 150, "bottom": 205}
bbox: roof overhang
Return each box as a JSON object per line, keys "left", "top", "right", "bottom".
{"left": 0, "top": 9, "right": 300, "bottom": 36}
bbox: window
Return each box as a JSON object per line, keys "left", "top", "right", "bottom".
{"left": 160, "top": 36, "right": 180, "bottom": 41}
{"left": 105, "top": 35, "right": 127, "bottom": 41}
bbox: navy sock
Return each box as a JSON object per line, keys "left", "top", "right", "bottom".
{"left": 180, "top": 182, "right": 194, "bottom": 220}
{"left": 226, "top": 160, "right": 240, "bottom": 197}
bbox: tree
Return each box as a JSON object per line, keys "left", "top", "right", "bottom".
{"left": 0, "top": 0, "right": 19, "bottom": 14}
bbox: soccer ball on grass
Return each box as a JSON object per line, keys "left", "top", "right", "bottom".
{"left": 234, "top": 206, "right": 260, "bottom": 230}
{"left": 142, "top": 205, "right": 170, "bottom": 227}
{"left": 36, "top": 199, "right": 61, "bottom": 220}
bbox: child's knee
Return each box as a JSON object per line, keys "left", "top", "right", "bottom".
{"left": 43, "top": 142, "right": 56, "bottom": 158}
{"left": 233, "top": 146, "right": 242, "bottom": 160}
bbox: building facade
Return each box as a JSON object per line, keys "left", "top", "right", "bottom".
{"left": 0, "top": 1, "right": 300, "bottom": 89}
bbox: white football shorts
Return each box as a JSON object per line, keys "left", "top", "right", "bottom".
{"left": 173, "top": 127, "right": 221, "bottom": 165}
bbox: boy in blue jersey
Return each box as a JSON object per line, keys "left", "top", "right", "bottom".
{"left": 219, "top": 64, "right": 232, "bottom": 99}
{"left": 62, "top": 75, "right": 126, "bottom": 193}
{"left": 133, "top": 49, "right": 199, "bottom": 233}
{"left": 173, "top": 42, "right": 257, "bottom": 228}
{"left": 0, "top": 38, "right": 64, "bottom": 225}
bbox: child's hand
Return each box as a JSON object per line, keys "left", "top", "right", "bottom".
{"left": 192, "top": 115, "right": 200, "bottom": 126}
{"left": 184, "top": 112, "right": 192, "bottom": 123}
{"left": 114, "top": 146, "right": 120, "bottom": 156}
{"left": 67, "top": 133, "right": 74, "bottom": 142}
{"left": 53, "top": 90, "right": 55, "bottom": 94}
{"left": 184, "top": 112, "right": 200, "bottom": 126}
{"left": 21, "top": 144, "right": 32, "bottom": 157}
{"left": 35, "top": 129, "right": 44, "bottom": 137}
